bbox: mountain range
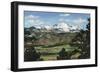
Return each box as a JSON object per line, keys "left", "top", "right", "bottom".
{"left": 25, "top": 22, "right": 79, "bottom": 33}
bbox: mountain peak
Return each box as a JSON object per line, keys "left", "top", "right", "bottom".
{"left": 53, "top": 22, "right": 70, "bottom": 32}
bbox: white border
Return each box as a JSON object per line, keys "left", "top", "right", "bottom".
{"left": 18, "top": 5, "right": 96, "bottom": 68}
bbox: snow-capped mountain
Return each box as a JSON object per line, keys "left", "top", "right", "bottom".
{"left": 44, "top": 25, "right": 52, "bottom": 30}
{"left": 53, "top": 22, "right": 70, "bottom": 32}
{"left": 33, "top": 25, "right": 52, "bottom": 30}
{"left": 28, "top": 22, "right": 79, "bottom": 33}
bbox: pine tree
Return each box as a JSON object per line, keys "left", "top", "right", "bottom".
{"left": 57, "top": 48, "right": 70, "bottom": 60}
{"left": 24, "top": 46, "right": 40, "bottom": 61}
{"left": 70, "top": 18, "right": 90, "bottom": 59}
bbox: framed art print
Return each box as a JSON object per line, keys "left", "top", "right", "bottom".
{"left": 11, "top": 1, "right": 97, "bottom": 71}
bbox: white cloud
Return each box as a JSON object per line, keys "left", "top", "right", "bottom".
{"left": 65, "top": 18, "right": 88, "bottom": 24}
{"left": 66, "top": 19, "right": 72, "bottom": 22}
{"left": 73, "top": 18, "right": 87, "bottom": 24}
{"left": 59, "top": 18, "right": 65, "bottom": 22}
{"left": 36, "top": 20, "right": 44, "bottom": 25}
{"left": 60, "top": 14, "right": 70, "bottom": 17}
{"left": 25, "top": 15, "right": 39, "bottom": 20}
{"left": 25, "top": 15, "right": 44, "bottom": 27}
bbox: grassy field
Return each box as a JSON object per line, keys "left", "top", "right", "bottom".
{"left": 34, "top": 44, "right": 77, "bottom": 61}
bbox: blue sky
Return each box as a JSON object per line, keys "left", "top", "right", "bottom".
{"left": 24, "top": 11, "right": 90, "bottom": 30}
